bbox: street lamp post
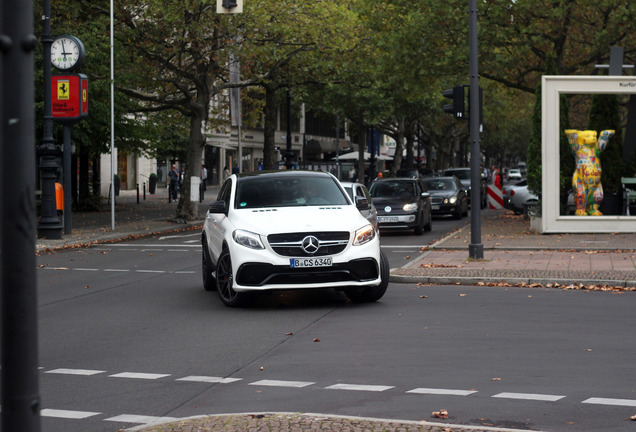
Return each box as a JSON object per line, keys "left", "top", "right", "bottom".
{"left": 285, "top": 90, "right": 293, "bottom": 169}
{"left": 38, "top": 0, "right": 62, "bottom": 239}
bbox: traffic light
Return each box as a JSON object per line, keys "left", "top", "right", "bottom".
{"left": 217, "top": 0, "right": 242, "bottom": 13}
{"left": 442, "top": 85, "right": 465, "bottom": 119}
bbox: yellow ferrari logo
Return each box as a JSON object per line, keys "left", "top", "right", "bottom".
{"left": 57, "top": 80, "right": 70, "bottom": 100}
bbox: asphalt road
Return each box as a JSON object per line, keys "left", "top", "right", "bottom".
{"left": 35, "top": 227, "right": 636, "bottom": 432}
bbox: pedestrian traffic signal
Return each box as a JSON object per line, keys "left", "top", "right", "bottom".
{"left": 217, "top": 0, "right": 242, "bottom": 13}
{"left": 442, "top": 85, "right": 465, "bottom": 119}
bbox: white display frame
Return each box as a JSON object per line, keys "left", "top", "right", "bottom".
{"left": 541, "top": 75, "right": 636, "bottom": 233}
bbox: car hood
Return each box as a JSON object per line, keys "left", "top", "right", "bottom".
{"left": 229, "top": 205, "right": 369, "bottom": 235}
{"left": 428, "top": 190, "right": 456, "bottom": 198}
{"left": 371, "top": 196, "right": 417, "bottom": 207}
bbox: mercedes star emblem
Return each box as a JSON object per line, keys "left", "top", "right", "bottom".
{"left": 301, "top": 236, "right": 320, "bottom": 254}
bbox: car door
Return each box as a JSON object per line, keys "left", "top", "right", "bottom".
{"left": 206, "top": 178, "right": 233, "bottom": 262}
{"left": 416, "top": 179, "right": 432, "bottom": 218}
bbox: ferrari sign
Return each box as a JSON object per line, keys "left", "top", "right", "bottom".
{"left": 52, "top": 74, "right": 88, "bottom": 124}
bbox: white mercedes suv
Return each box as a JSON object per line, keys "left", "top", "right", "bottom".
{"left": 201, "top": 170, "right": 389, "bottom": 307}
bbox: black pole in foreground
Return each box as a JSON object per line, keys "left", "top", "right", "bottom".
{"left": 1, "top": 0, "right": 42, "bottom": 430}
{"left": 468, "top": 0, "right": 484, "bottom": 259}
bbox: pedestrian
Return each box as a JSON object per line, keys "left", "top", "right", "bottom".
{"left": 167, "top": 164, "right": 179, "bottom": 200}
{"left": 349, "top": 166, "right": 356, "bottom": 182}
{"left": 223, "top": 165, "right": 230, "bottom": 180}
{"left": 201, "top": 164, "right": 208, "bottom": 191}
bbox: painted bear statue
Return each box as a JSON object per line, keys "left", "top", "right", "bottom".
{"left": 564, "top": 129, "right": 615, "bottom": 216}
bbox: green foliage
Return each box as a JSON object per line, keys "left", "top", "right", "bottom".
{"left": 526, "top": 81, "right": 542, "bottom": 198}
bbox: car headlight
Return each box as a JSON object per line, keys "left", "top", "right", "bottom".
{"left": 353, "top": 224, "right": 375, "bottom": 246}
{"left": 449, "top": 196, "right": 457, "bottom": 204}
{"left": 232, "top": 229, "right": 265, "bottom": 250}
{"left": 403, "top": 202, "right": 418, "bottom": 212}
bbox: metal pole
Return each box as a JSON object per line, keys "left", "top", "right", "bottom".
{"left": 335, "top": 114, "right": 340, "bottom": 179}
{"left": 468, "top": 0, "right": 483, "bottom": 259}
{"left": 1, "top": 0, "right": 42, "bottom": 429}
{"left": 285, "top": 90, "right": 293, "bottom": 169}
{"left": 110, "top": 0, "right": 115, "bottom": 230}
{"left": 37, "top": 0, "right": 62, "bottom": 239}
{"left": 63, "top": 125, "right": 72, "bottom": 234}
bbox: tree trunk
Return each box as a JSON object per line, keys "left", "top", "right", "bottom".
{"left": 176, "top": 103, "right": 207, "bottom": 221}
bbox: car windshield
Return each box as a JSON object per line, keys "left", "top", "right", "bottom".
{"left": 425, "top": 179, "right": 457, "bottom": 191}
{"left": 447, "top": 170, "right": 470, "bottom": 180}
{"left": 236, "top": 175, "right": 349, "bottom": 208}
{"left": 369, "top": 181, "right": 415, "bottom": 198}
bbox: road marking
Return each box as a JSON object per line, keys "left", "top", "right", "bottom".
{"left": 176, "top": 375, "right": 242, "bottom": 384}
{"left": 41, "top": 409, "right": 101, "bottom": 419}
{"left": 167, "top": 249, "right": 190, "bottom": 252}
{"left": 250, "top": 379, "right": 314, "bottom": 388}
{"left": 104, "top": 414, "right": 179, "bottom": 424}
{"left": 325, "top": 384, "right": 394, "bottom": 392}
{"left": 135, "top": 270, "right": 166, "bottom": 273}
{"left": 493, "top": 392, "right": 565, "bottom": 402}
{"left": 109, "top": 372, "right": 170, "bottom": 380}
{"left": 407, "top": 388, "right": 477, "bottom": 396}
{"left": 45, "top": 368, "right": 105, "bottom": 376}
{"left": 105, "top": 269, "right": 130, "bottom": 272}
{"left": 582, "top": 397, "right": 636, "bottom": 407}
{"left": 73, "top": 268, "right": 99, "bottom": 271}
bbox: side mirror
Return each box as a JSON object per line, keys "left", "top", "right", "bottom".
{"left": 208, "top": 200, "right": 227, "bottom": 215}
{"left": 355, "top": 196, "right": 370, "bottom": 210}
{"left": 421, "top": 192, "right": 431, "bottom": 199}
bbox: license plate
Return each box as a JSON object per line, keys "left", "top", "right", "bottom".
{"left": 432, "top": 205, "right": 440, "bottom": 210}
{"left": 379, "top": 216, "right": 399, "bottom": 223}
{"left": 290, "top": 257, "right": 333, "bottom": 268}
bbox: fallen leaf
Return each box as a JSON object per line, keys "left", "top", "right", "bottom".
{"left": 84, "top": 285, "right": 90, "bottom": 289}
{"left": 420, "top": 295, "right": 428, "bottom": 298}
{"left": 405, "top": 255, "right": 411, "bottom": 259}
{"left": 491, "top": 377, "right": 501, "bottom": 381}
{"left": 432, "top": 410, "right": 448, "bottom": 419}
{"left": 459, "top": 293, "right": 467, "bottom": 297}
{"left": 313, "top": 338, "right": 320, "bottom": 342}
{"left": 630, "top": 414, "right": 636, "bottom": 421}
{"left": 259, "top": 366, "right": 264, "bottom": 371}
{"left": 285, "top": 332, "right": 294, "bottom": 336}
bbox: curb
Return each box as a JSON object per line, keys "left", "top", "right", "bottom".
{"left": 125, "top": 411, "right": 548, "bottom": 432}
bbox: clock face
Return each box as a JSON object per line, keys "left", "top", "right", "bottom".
{"left": 51, "top": 36, "right": 85, "bottom": 71}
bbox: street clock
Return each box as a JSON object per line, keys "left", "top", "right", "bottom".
{"left": 51, "top": 35, "right": 85, "bottom": 71}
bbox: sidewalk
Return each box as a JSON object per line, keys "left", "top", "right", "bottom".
{"left": 391, "top": 210, "right": 636, "bottom": 289}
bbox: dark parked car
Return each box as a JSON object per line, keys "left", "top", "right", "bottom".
{"left": 443, "top": 167, "right": 487, "bottom": 209}
{"left": 368, "top": 177, "right": 432, "bottom": 235}
{"left": 422, "top": 176, "right": 468, "bottom": 219}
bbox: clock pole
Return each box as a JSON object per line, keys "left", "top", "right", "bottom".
{"left": 38, "top": 0, "right": 63, "bottom": 239}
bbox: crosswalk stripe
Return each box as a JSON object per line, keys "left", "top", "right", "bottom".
{"left": 104, "top": 414, "right": 178, "bottom": 424}
{"left": 407, "top": 388, "right": 477, "bottom": 396}
{"left": 176, "top": 375, "right": 242, "bottom": 384}
{"left": 45, "top": 368, "right": 105, "bottom": 376}
{"left": 109, "top": 372, "right": 170, "bottom": 380}
{"left": 325, "top": 383, "right": 394, "bottom": 392}
{"left": 249, "top": 379, "right": 314, "bottom": 388}
{"left": 41, "top": 409, "right": 101, "bottom": 419}
{"left": 582, "top": 397, "right": 636, "bottom": 407}
{"left": 493, "top": 392, "right": 565, "bottom": 402}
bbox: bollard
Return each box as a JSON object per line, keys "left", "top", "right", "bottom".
{"left": 136, "top": 184, "right": 140, "bottom": 204}
{"left": 143, "top": 182, "right": 146, "bottom": 201}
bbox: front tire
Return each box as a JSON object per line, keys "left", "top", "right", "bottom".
{"left": 216, "top": 249, "right": 248, "bottom": 307}
{"left": 202, "top": 237, "right": 216, "bottom": 291}
{"left": 344, "top": 250, "right": 389, "bottom": 303}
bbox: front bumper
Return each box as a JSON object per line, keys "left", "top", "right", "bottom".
{"left": 376, "top": 213, "right": 418, "bottom": 230}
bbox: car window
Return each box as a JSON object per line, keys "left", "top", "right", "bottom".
{"left": 425, "top": 179, "right": 456, "bottom": 191}
{"left": 447, "top": 170, "right": 470, "bottom": 180}
{"left": 218, "top": 178, "right": 232, "bottom": 207}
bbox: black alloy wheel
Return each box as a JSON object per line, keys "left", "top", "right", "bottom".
{"left": 216, "top": 249, "right": 248, "bottom": 307}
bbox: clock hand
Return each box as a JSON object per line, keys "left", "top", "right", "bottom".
{"left": 60, "top": 40, "right": 71, "bottom": 60}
